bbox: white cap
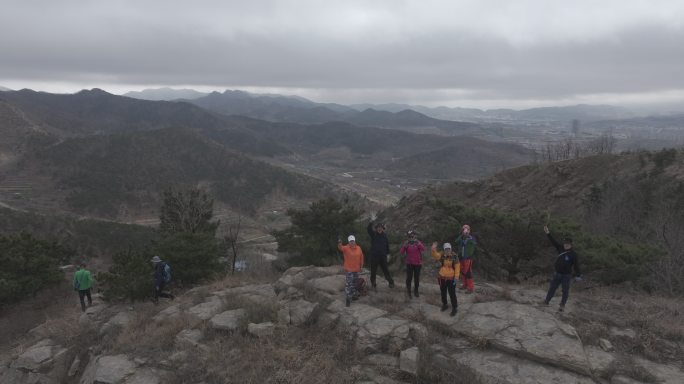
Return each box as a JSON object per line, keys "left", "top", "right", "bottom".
{"left": 348, "top": 235, "right": 356, "bottom": 242}
{"left": 443, "top": 243, "right": 452, "bottom": 250}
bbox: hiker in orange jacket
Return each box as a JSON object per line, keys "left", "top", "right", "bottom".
{"left": 432, "top": 242, "right": 460, "bottom": 316}
{"left": 338, "top": 235, "right": 364, "bottom": 307}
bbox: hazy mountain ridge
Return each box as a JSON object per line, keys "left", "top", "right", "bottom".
{"left": 17, "top": 128, "right": 335, "bottom": 217}
{"left": 123, "top": 87, "right": 210, "bottom": 101}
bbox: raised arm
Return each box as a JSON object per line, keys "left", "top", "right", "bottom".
{"left": 367, "top": 222, "right": 375, "bottom": 239}
{"left": 544, "top": 226, "right": 563, "bottom": 252}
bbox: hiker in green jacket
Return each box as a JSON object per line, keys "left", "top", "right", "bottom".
{"left": 73, "top": 263, "right": 93, "bottom": 312}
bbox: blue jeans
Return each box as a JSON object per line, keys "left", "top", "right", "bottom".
{"left": 545, "top": 273, "right": 571, "bottom": 306}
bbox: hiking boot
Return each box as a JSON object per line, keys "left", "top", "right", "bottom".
{"left": 441, "top": 304, "right": 448, "bottom": 312}
{"left": 450, "top": 307, "right": 458, "bottom": 317}
{"left": 540, "top": 300, "right": 550, "bottom": 306}
{"left": 414, "top": 290, "right": 420, "bottom": 298}
{"left": 558, "top": 305, "right": 565, "bottom": 313}
{"left": 346, "top": 298, "right": 351, "bottom": 307}
{"left": 389, "top": 281, "right": 395, "bottom": 288}
{"left": 407, "top": 289, "right": 412, "bottom": 299}
{"left": 372, "top": 283, "right": 377, "bottom": 292}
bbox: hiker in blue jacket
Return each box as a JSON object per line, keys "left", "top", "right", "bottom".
{"left": 151, "top": 255, "right": 174, "bottom": 304}
{"left": 543, "top": 226, "right": 582, "bottom": 312}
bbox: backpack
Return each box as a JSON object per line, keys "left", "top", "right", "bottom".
{"left": 355, "top": 276, "right": 368, "bottom": 296}
{"left": 162, "top": 263, "right": 172, "bottom": 283}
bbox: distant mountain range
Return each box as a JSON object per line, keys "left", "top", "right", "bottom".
{"left": 123, "top": 87, "right": 209, "bottom": 100}
{"left": 0, "top": 86, "right": 12, "bottom": 92}
{"left": 125, "top": 87, "right": 647, "bottom": 123}
{"left": 0, "top": 88, "right": 532, "bottom": 219}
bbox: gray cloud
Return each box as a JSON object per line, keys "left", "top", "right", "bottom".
{"left": 1, "top": 0, "right": 684, "bottom": 107}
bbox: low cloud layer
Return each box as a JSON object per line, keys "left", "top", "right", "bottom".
{"left": 2, "top": 0, "right": 683, "bottom": 108}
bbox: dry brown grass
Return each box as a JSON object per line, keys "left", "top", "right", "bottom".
{"left": 568, "top": 287, "right": 684, "bottom": 364}
{"left": 112, "top": 309, "right": 191, "bottom": 358}
{"left": 174, "top": 325, "right": 361, "bottom": 384}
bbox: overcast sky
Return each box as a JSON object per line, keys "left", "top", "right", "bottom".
{"left": 1, "top": 0, "right": 683, "bottom": 109}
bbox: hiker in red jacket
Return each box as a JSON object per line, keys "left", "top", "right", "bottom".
{"left": 400, "top": 230, "right": 425, "bottom": 299}
{"left": 455, "top": 224, "right": 477, "bottom": 294}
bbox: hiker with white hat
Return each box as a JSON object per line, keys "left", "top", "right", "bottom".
{"left": 338, "top": 235, "right": 365, "bottom": 307}
{"left": 151, "top": 255, "right": 174, "bottom": 304}
{"left": 431, "top": 242, "right": 460, "bottom": 316}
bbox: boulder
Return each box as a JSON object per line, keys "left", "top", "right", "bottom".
{"left": 11, "top": 340, "right": 67, "bottom": 373}
{"left": 100, "top": 312, "right": 132, "bottom": 335}
{"left": 356, "top": 317, "right": 410, "bottom": 353}
{"left": 585, "top": 346, "right": 616, "bottom": 377}
{"left": 399, "top": 347, "right": 419, "bottom": 376}
{"left": 175, "top": 329, "right": 203, "bottom": 349}
{"left": 209, "top": 309, "right": 246, "bottom": 331}
{"left": 79, "top": 354, "right": 135, "bottom": 384}
{"left": 280, "top": 299, "right": 318, "bottom": 326}
{"left": 187, "top": 297, "right": 225, "bottom": 321}
{"left": 68, "top": 356, "right": 81, "bottom": 377}
{"left": 247, "top": 322, "right": 275, "bottom": 338}
{"left": 309, "top": 275, "right": 345, "bottom": 295}
{"left": 456, "top": 301, "right": 591, "bottom": 375}
{"left": 408, "top": 323, "right": 428, "bottom": 343}
{"left": 599, "top": 338, "right": 615, "bottom": 352}
{"left": 124, "top": 368, "right": 170, "bottom": 384}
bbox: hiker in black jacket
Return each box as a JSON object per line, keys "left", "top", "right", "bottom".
{"left": 543, "top": 226, "right": 582, "bottom": 312}
{"left": 367, "top": 220, "right": 395, "bottom": 290}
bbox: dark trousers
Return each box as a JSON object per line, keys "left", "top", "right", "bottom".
{"left": 438, "top": 279, "right": 458, "bottom": 308}
{"left": 78, "top": 289, "right": 92, "bottom": 312}
{"left": 406, "top": 264, "right": 421, "bottom": 293}
{"left": 545, "top": 273, "right": 571, "bottom": 306}
{"left": 153, "top": 281, "right": 173, "bottom": 302}
{"left": 370, "top": 254, "right": 394, "bottom": 286}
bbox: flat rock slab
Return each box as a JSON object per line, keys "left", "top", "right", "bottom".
{"left": 79, "top": 354, "right": 136, "bottom": 384}
{"left": 365, "top": 354, "right": 399, "bottom": 368}
{"left": 212, "top": 284, "right": 276, "bottom": 305}
{"left": 633, "top": 358, "right": 684, "bottom": 384}
{"left": 327, "top": 301, "right": 387, "bottom": 327}
{"left": 152, "top": 305, "right": 181, "bottom": 323}
{"left": 187, "top": 297, "right": 225, "bottom": 321}
{"left": 456, "top": 301, "right": 590, "bottom": 376}
{"left": 508, "top": 288, "right": 547, "bottom": 305}
{"left": 441, "top": 346, "right": 595, "bottom": 384}
{"left": 248, "top": 322, "right": 275, "bottom": 338}
{"left": 209, "top": 309, "right": 246, "bottom": 331}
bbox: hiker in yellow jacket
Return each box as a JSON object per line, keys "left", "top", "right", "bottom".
{"left": 432, "top": 242, "right": 460, "bottom": 316}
